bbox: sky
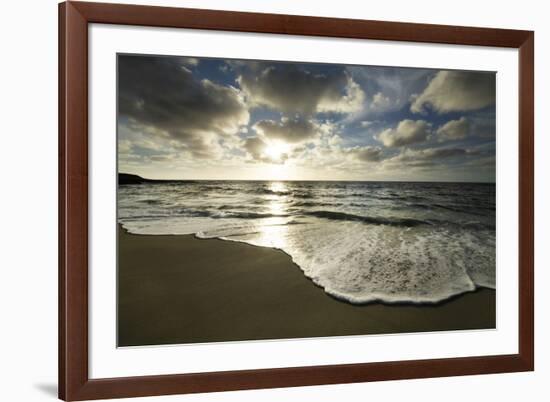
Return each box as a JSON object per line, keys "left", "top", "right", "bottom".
{"left": 118, "top": 54, "right": 496, "bottom": 182}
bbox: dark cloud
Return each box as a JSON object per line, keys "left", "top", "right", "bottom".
{"left": 118, "top": 55, "right": 249, "bottom": 158}
{"left": 382, "top": 146, "right": 478, "bottom": 172}
{"left": 348, "top": 146, "right": 384, "bottom": 162}
{"left": 238, "top": 64, "right": 364, "bottom": 115}
{"left": 437, "top": 114, "right": 495, "bottom": 142}
{"left": 377, "top": 119, "right": 432, "bottom": 147}
{"left": 419, "top": 148, "right": 468, "bottom": 159}
{"left": 243, "top": 137, "right": 265, "bottom": 161}
{"left": 411, "top": 71, "right": 496, "bottom": 114}
{"left": 149, "top": 154, "right": 174, "bottom": 162}
{"left": 390, "top": 147, "right": 468, "bottom": 164}
{"left": 253, "top": 117, "right": 318, "bottom": 143}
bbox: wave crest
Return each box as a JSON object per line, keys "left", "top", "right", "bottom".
{"left": 304, "top": 210, "right": 431, "bottom": 227}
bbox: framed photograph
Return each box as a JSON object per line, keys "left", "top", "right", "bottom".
{"left": 59, "top": 1, "right": 534, "bottom": 400}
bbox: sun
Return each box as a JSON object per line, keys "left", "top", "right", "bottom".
{"left": 263, "top": 141, "right": 289, "bottom": 162}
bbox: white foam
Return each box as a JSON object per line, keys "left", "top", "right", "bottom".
{"left": 121, "top": 216, "right": 494, "bottom": 304}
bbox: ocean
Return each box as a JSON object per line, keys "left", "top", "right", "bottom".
{"left": 118, "top": 180, "right": 496, "bottom": 305}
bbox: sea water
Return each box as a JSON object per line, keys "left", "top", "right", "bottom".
{"left": 118, "top": 181, "right": 495, "bottom": 304}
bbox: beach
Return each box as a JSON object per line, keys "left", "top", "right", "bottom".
{"left": 118, "top": 225, "right": 496, "bottom": 347}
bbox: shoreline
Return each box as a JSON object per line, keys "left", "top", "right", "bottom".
{"left": 196, "top": 235, "right": 489, "bottom": 308}
{"left": 118, "top": 224, "right": 496, "bottom": 347}
{"left": 121, "top": 223, "right": 493, "bottom": 307}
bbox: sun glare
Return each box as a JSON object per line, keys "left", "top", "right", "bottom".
{"left": 263, "top": 141, "right": 289, "bottom": 162}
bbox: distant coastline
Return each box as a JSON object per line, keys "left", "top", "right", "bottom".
{"left": 118, "top": 173, "right": 199, "bottom": 185}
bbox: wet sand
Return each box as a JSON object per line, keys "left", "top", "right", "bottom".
{"left": 118, "top": 225, "right": 496, "bottom": 347}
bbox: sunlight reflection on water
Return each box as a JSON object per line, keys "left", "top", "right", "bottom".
{"left": 254, "top": 182, "right": 290, "bottom": 249}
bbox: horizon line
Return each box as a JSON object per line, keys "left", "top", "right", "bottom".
{"left": 119, "top": 172, "right": 496, "bottom": 184}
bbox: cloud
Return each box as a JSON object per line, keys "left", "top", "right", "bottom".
{"left": 347, "top": 66, "right": 433, "bottom": 117}
{"left": 388, "top": 147, "right": 468, "bottom": 164}
{"left": 437, "top": 114, "right": 495, "bottom": 141}
{"left": 437, "top": 117, "right": 470, "bottom": 141}
{"left": 243, "top": 137, "right": 266, "bottom": 161}
{"left": 118, "top": 121, "right": 190, "bottom": 168}
{"left": 377, "top": 119, "right": 432, "bottom": 147}
{"left": 243, "top": 136, "right": 288, "bottom": 164}
{"left": 411, "top": 147, "right": 468, "bottom": 159}
{"left": 382, "top": 147, "right": 474, "bottom": 171}
{"left": 360, "top": 121, "right": 374, "bottom": 128}
{"left": 253, "top": 117, "right": 318, "bottom": 143}
{"left": 370, "top": 92, "right": 392, "bottom": 111}
{"left": 149, "top": 154, "right": 175, "bottom": 162}
{"left": 317, "top": 77, "right": 365, "bottom": 114}
{"left": 347, "top": 146, "right": 384, "bottom": 162}
{"left": 118, "top": 55, "right": 249, "bottom": 159}
{"left": 238, "top": 64, "right": 364, "bottom": 115}
{"left": 410, "top": 70, "right": 496, "bottom": 114}
{"left": 181, "top": 57, "right": 199, "bottom": 66}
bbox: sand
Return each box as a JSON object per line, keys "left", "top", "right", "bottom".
{"left": 117, "top": 225, "right": 496, "bottom": 347}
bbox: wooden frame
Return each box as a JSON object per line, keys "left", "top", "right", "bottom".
{"left": 59, "top": 1, "right": 534, "bottom": 400}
